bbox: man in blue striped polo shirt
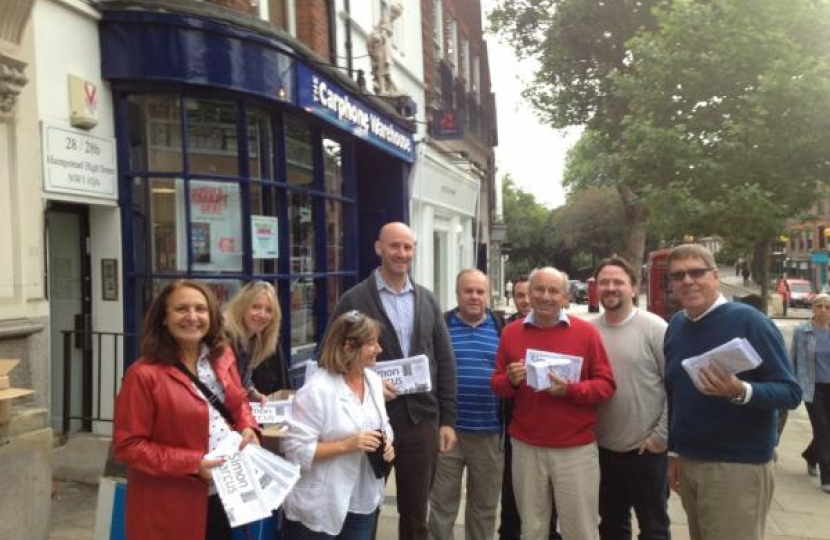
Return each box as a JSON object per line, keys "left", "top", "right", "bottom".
{"left": 428, "top": 269, "right": 504, "bottom": 540}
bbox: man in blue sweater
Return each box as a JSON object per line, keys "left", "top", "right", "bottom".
{"left": 664, "top": 244, "right": 801, "bottom": 540}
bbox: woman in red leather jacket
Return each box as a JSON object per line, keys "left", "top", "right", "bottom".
{"left": 113, "top": 280, "right": 259, "bottom": 540}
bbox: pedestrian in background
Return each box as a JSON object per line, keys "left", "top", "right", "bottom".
{"left": 791, "top": 293, "right": 830, "bottom": 492}
{"left": 282, "top": 310, "right": 394, "bottom": 539}
{"left": 591, "top": 257, "right": 670, "bottom": 540}
{"left": 113, "top": 280, "right": 259, "bottom": 540}
{"left": 224, "top": 281, "right": 292, "bottom": 404}
{"left": 491, "top": 267, "right": 615, "bottom": 540}
{"left": 429, "top": 269, "right": 503, "bottom": 540}
{"left": 330, "top": 221, "right": 457, "bottom": 540}
{"left": 664, "top": 244, "right": 801, "bottom": 540}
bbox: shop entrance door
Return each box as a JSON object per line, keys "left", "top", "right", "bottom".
{"left": 47, "top": 203, "right": 92, "bottom": 433}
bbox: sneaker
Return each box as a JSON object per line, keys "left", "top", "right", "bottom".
{"left": 808, "top": 463, "right": 819, "bottom": 477}
{"left": 822, "top": 484, "right": 830, "bottom": 494}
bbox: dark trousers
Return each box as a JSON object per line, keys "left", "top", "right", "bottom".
{"left": 498, "top": 403, "right": 561, "bottom": 540}
{"left": 392, "top": 416, "right": 439, "bottom": 540}
{"left": 207, "top": 494, "right": 232, "bottom": 540}
{"left": 805, "top": 383, "right": 830, "bottom": 484}
{"left": 283, "top": 512, "right": 377, "bottom": 540}
{"left": 598, "top": 447, "right": 670, "bottom": 540}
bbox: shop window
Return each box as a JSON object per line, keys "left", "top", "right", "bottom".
{"left": 248, "top": 107, "right": 274, "bottom": 180}
{"left": 251, "top": 182, "right": 281, "bottom": 275}
{"left": 285, "top": 117, "right": 313, "bottom": 187}
{"left": 127, "top": 94, "right": 183, "bottom": 172}
{"left": 323, "top": 138, "right": 343, "bottom": 195}
{"left": 149, "top": 178, "right": 180, "bottom": 273}
{"left": 326, "top": 200, "right": 345, "bottom": 271}
{"left": 289, "top": 191, "right": 315, "bottom": 274}
{"left": 185, "top": 98, "right": 240, "bottom": 177}
{"left": 326, "top": 275, "right": 344, "bottom": 319}
{"left": 290, "top": 277, "right": 316, "bottom": 358}
{"left": 121, "top": 92, "right": 360, "bottom": 367}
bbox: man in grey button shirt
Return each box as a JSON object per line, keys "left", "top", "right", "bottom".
{"left": 590, "top": 256, "right": 670, "bottom": 540}
{"left": 331, "top": 221, "right": 457, "bottom": 540}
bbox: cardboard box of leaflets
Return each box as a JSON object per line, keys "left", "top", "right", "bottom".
{"left": 0, "top": 359, "right": 34, "bottom": 424}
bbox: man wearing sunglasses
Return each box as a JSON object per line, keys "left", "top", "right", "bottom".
{"left": 663, "top": 244, "right": 801, "bottom": 540}
{"left": 331, "top": 221, "right": 457, "bottom": 540}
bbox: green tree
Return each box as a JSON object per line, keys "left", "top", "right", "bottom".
{"left": 501, "top": 175, "right": 564, "bottom": 278}
{"left": 489, "top": 0, "right": 661, "bottom": 269}
{"left": 616, "top": 0, "right": 830, "bottom": 300}
{"left": 552, "top": 186, "right": 626, "bottom": 275}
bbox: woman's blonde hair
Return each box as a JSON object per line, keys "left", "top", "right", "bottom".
{"left": 318, "top": 311, "right": 382, "bottom": 375}
{"left": 224, "top": 281, "right": 282, "bottom": 370}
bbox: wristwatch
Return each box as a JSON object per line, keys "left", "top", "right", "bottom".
{"left": 730, "top": 382, "right": 748, "bottom": 404}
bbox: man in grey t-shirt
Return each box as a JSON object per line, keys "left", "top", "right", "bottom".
{"left": 591, "top": 256, "right": 670, "bottom": 540}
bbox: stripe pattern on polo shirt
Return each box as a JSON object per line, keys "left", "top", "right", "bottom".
{"left": 448, "top": 311, "right": 501, "bottom": 432}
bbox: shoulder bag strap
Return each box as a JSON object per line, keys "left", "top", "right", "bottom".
{"left": 175, "top": 362, "right": 236, "bottom": 428}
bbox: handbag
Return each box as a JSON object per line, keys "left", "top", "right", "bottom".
{"left": 175, "top": 362, "right": 236, "bottom": 428}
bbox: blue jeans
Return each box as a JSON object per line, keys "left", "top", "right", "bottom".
{"left": 283, "top": 511, "right": 377, "bottom": 540}
{"left": 598, "top": 446, "right": 670, "bottom": 540}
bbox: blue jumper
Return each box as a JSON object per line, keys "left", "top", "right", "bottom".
{"left": 664, "top": 302, "right": 801, "bottom": 463}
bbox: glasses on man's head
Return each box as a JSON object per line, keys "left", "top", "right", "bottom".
{"left": 344, "top": 310, "right": 364, "bottom": 324}
{"left": 668, "top": 268, "right": 713, "bottom": 282}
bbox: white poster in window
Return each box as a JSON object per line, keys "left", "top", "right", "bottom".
{"left": 251, "top": 215, "right": 279, "bottom": 259}
{"left": 177, "top": 180, "right": 243, "bottom": 272}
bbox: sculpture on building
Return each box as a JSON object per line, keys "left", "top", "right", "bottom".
{"left": 0, "top": 54, "right": 28, "bottom": 117}
{"left": 367, "top": 2, "right": 402, "bottom": 96}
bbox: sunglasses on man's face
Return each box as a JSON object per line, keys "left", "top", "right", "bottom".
{"left": 668, "top": 268, "right": 712, "bottom": 282}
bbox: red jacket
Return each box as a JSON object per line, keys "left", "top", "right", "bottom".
{"left": 113, "top": 347, "right": 257, "bottom": 540}
{"left": 491, "top": 316, "right": 616, "bottom": 447}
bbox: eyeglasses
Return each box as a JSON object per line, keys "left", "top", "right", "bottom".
{"left": 344, "top": 310, "right": 364, "bottom": 323}
{"left": 668, "top": 268, "right": 713, "bottom": 282}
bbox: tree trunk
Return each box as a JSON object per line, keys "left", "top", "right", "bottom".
{"left": 616, "top": 184, "right": 649, "bottom": 272}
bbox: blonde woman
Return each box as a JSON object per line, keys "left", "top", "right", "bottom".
{"left": 224, "top": 281, "right": 291, "bottom": 403}
{"left": 282, "top": 310, "right": 395, "bottom": 539}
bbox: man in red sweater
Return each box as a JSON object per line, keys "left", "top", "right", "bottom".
{"left": 491, "top": 267, "right": 616, "bottom": 540}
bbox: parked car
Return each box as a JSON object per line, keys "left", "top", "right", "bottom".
{"left": 777, "top": 278, "right": 816, "bottom": 308}
{"left": 569, "top": 280, "right": 589, "bottom": 304}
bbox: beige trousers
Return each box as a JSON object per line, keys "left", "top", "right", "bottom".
{"left": 679, "top": 458, "right": 775, "bottom": 540}
{"left": 511, "top": 438, "right": 600, "bottom": 540}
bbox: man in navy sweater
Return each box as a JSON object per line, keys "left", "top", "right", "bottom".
{"left": 664, "top": 244, "right": 801, "bottom": 540}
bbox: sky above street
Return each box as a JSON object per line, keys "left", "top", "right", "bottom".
{"left": 482, "top": 1, "right": 582, "bottom": 209}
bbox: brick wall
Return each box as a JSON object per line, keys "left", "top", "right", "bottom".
{"left": 296, "top": 0, "right": 331, "bottom": 60}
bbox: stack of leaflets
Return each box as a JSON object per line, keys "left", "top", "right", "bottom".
{"left": 207, "top": 432, "right": 301, "bottom": 528}
{"left": 681, "top": 337, "right": 763, "bottom": 392}
{"left": 371, "top": 354, "right": 432, "bottom": 395}
{"left": 525, "top": 348, "right": 583, "bottom": 391}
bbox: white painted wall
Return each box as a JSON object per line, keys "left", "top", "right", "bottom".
{"left": 34, "top": 0, "right": 123, "bottom": 433}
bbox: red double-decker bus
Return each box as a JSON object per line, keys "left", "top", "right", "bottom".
{"left": 646, "top": 249, "right": 682, "bottom": 321}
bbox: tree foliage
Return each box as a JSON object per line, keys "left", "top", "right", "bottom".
{"left": 552, "top": 186, "right": 625, "bottom": 269}
{"left": 491, "top": 0, "right": 830, "bottom": 299}
{"left": 501, "top": 176, "right": 567, "bottom": 278}
{"left": 490, "top": 0, "right": 660, "bottom": 269}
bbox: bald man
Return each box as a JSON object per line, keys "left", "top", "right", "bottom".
{"left": 491, "top": 267, "right": 615, "bottom": 540}
{"left": 330, "top": 222, "right": 457, "bottom": 540}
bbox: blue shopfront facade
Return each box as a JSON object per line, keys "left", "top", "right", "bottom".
{"left": 99, "top": 5, "right": 415, "bottom": 366}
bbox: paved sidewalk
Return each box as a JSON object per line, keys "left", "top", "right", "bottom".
{"left": 48, "top": 408, "right": 830, "bottom": 540}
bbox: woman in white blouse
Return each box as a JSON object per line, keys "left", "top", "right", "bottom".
{"left": 282, "top": 310, "right": 395, "bottom": 539}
